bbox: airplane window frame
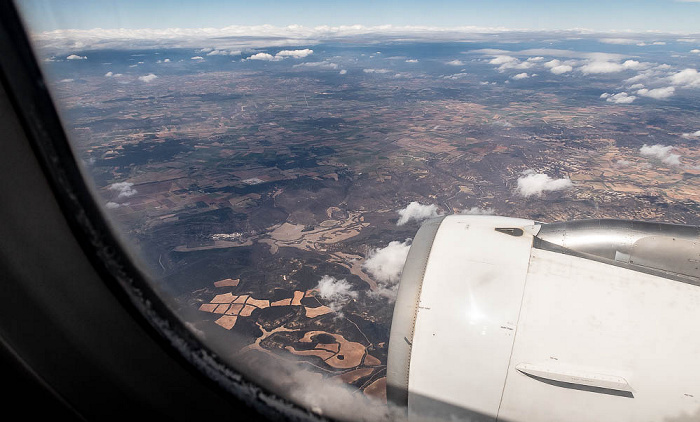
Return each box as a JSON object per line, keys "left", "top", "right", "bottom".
{"left": 0, "top": 3, "right": 323, "bottom": 420}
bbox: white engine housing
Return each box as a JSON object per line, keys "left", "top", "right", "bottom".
{"left": 387, "top": 215, "right": 700, "bottom": 422}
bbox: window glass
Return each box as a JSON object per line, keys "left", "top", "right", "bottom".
{"left": 16, "top": 1, "right": 700, "bottom": 420}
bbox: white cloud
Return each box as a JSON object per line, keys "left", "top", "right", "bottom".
{"left": 363, "top": 68, "right": 391, "bottom": 73}
{"left": 671, "top": 156, "right": 691, "bottom": 168}
{"left": 637, "top": 86, "right": 675, "bottom": 99}
{"left": 550, "top": 64, "right": 573, "bottom": 74}
{"left": 527, "top": 56, "right": 544, "bottom": 62}
{"left": 512, "top": 72, "right": 529, "bottom": 80}
{"left": 543, "top": 58, "right": 576, "bottom": 74}
{"left": 405, "top": 59, "right": 419, "bottom": 63}
{"left": 681, "top": 130, "right": 700, "bottom": 139}
{"left": 362, "top": 240, "right": 412, "bottom": 301}
{"left": 599, "top": 38, "right": 640, "bottom": 45}
{"left": 622, "top": 60, "right": 647, "bottom": 70}
{"left": 601, "top": 92, "right": 636, "bottom": 104}
{"left": 624, "top": 71, "right": 653, "bottom": 84}
{"left": 489, "top": 55, "right": 516, "bottom": 65}
{"left": 446, "top": 59, "right": 464, "bottom": 66}
{"left": 66, "top": 54, "right": 86, "bottom": 60}
{"left": 104, "top": 71, "right": 123, "bottom": 77}
{"left": 579, "top": 60, "right": 645, "bottom": 75}
{"left": 138, "top": 73, "right": 158, "bottom": 83}
{"left": 316, "top": 275, "right": 358, "bottom": 313}
{"left": 246, "top": 52, "right": 276, "bottom": 61}
{"left": 207, "top": 50, "right": 232, "bottom": 56}
{"left": 105, "top": 202, "right": 121, "bottom": 209}
{"left": 669, "top": 68, "right": 700, "bottom": 88}
{"left": 275, "top": 48, "right": 313, "bottom": 58}
{"left": 487, "top": 55, "right": 533, "bottom": 72}
{"left": 190, "top": 56, "right": 204, "bottom": 60}
{"left": 294, "top": 61, "right": 339, "bottom": 70}
{"left": 691, "top": 49, "right": 700, "bottom": 54}
{"left": 503, "top": 61, "right": 532, "bottom": 71}
{"left": 339, "top": 69, "right": 347, "bottom": 75}
{"left": 486, "top": 49, "right": 626, "bottom": 62}
{"left": 580, "top": 61, "right": 625, "bottom": 74}
{"left": 629, "top": 83, "right": 645, "bottom": 90}
{"left": 104, "top": 71, "right": 113, "bottom": 77}
{"left": 516, "top": 170, "right": 573, "bottom": 197}
{"left": 598, "top": 38, "right": 665, "bottom": 47}
{"left": 443, "top": 73, "right": 469, "bottom": 80}
{"left": 396, "top": 202, "right": 442, "bottom": 225}
{"left": 163, "top": 58, "right": 171, "bottom": 62}
{"left": 206, "top": 49, "right": 241, "bottom": 56}
{"left": 246, "top": 49, "right": 314, "bottom": 61}
{"left": 109, "top": 182, "right": 137, "bottom": 198}
{"left": 640, "top": 144, "right": 681, "bottom": 166}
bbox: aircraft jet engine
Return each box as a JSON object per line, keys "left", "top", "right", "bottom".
{"left": 388, "top": 215, "right": 700, "bottom": 422}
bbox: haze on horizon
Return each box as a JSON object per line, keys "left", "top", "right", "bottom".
{"left": 18, "top": 0, "right": 700, "bottom": 34}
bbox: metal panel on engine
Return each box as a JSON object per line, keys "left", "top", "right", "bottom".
{"left": 406, "top": 215, "right": 534, "bottom": 421}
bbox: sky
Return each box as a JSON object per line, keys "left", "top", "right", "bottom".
{"left": 18, "top": 0, "right": 700, "bottom": 34}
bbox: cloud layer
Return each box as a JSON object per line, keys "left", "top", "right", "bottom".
{"left": 471, "top": 47, "right": 700, "bottom": 105}
{"left": 32, "top": 25, "right": 695, "bottom": 55}
{"left": 579, "top": 59, "right": 646, "bottom": 75}
{"left": 245, "top": 49, "right": 314, "bottom": 61}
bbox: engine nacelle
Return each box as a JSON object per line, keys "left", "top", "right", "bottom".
{"left": 387, "top": 215, "right": 700, "bottom": 422}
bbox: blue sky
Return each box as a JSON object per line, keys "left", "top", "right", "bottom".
{"left": 18, "top": 0, "right": 700, "bottom": 33}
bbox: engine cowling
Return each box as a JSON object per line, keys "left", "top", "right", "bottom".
{"left": 387, "top": 215, "right": 700, "bottom": 422}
